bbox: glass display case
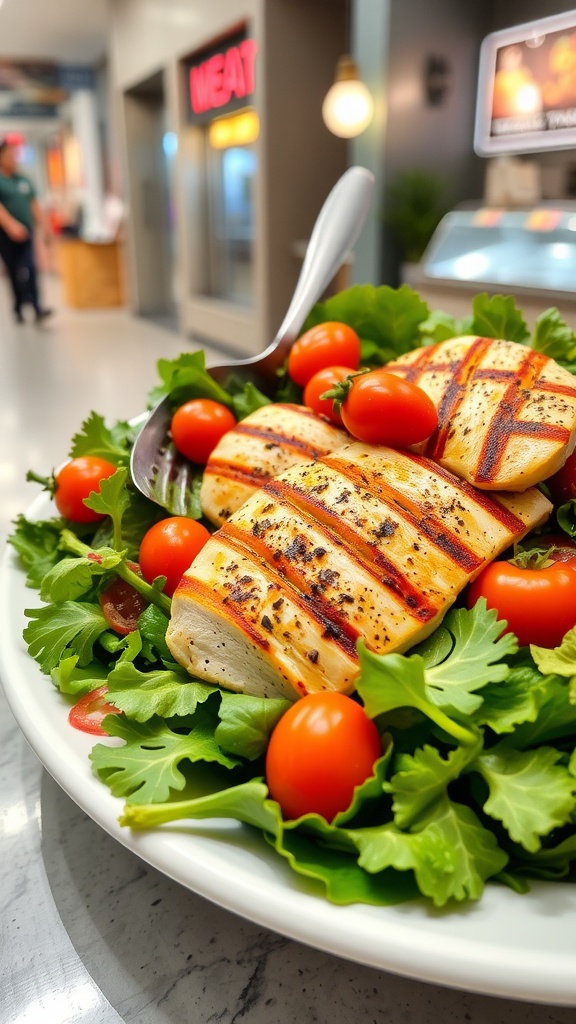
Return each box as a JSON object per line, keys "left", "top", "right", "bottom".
{"left": 422, "top": 204, "right": 576, "bottom": 294}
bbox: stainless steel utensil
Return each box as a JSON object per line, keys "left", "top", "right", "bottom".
{"left": 130, "top": 165, "right": 375, "bottom": 515}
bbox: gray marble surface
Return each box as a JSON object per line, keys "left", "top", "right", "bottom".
{"left": 2, "top": 279, "right": 576, "bottom": 1023}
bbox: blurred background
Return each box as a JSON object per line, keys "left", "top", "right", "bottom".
{"left": 2, "top": 0, "right": 576, "bottom": 352}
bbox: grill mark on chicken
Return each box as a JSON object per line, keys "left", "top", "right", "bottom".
{"left": 231, "top": 423, "right": 333, "bottom": 461}
{"left": 537, "top": 379, "right": 576, "bottom": 399}
{"left": 324, "top": 453, "right": 483, "bottom": 572}
{"left": 475, "top": 349, "right": 570, "bottom": 483}
{"left": 202, "top": 459, "right": 270, "bottom": 488}
{"left": 228, "top": 486, "right": 439, "bottom": 625}
{"left": 214, "top": 527, "right": 360, "bottom": 658}
{"left": 176, "top": 574, "right": 271, "bottom": 651}
{"left": 388, "top": 344, "right": 440, "bottom": 382}
{"left": 399, "top": 450, "right": 528, "bottom": 534}
{"left": 425, "top": 337, "right": 493, "bottom": 460}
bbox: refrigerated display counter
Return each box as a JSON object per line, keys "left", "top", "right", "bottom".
{"left": 404, "top": 203, "right": 576, "bottom": 330}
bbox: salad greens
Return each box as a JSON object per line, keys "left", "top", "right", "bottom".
{"left": 9, "top": 285, "right": 576, "bottom": 910}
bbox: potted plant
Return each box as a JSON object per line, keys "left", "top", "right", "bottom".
{"left": 384, "top": 168, "right": 449, "bottom": 265}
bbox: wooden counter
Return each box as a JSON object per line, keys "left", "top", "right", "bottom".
{"left": 57, "top": 238, "right": 125, "bottom": 308}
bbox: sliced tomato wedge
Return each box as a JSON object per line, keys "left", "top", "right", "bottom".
{"left": 99, "top": 565, "right": 148, "bottom": 635}
{"left": 68, "top": 685, "right": 122, "bottom": 735}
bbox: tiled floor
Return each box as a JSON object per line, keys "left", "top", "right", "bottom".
{"left": 0, "top": 273, "right": 223, "bottom": 546}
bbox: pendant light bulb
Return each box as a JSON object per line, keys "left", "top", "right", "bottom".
{"left": 322, "top": 55, "right": 374, "bottom": 138}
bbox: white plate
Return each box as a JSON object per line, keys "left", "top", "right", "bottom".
{"left": 2, "top": 493, "right": 576, "bottom": 1006}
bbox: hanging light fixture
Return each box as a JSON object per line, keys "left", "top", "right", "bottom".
{"left": 322, "top": 54, "right": 374, "bottom": 138}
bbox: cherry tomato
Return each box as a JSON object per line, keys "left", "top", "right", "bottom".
{"left": 339, "top": 370, "right": 438, "bottom": 447}
{"left": 303, "top": 365, "right": 352, "bottom": 425}
{"left": 139, "top": 517, "right": 211, "bottom": 597}
{"left": 54, "top": 456, "right": 117, "bottom": 522}
{"left": 99, "top": 565, "right": 148, "bottom": 635}
{"left": 467, "top": 559, "right": 576, "bottom": 648}
{"left": 288, "top": 322, "right": 361, "bottom": 387}
{"left": 68, "top": 685, "right": 122, "bottom": 735}
{"left": 170, "top": 399, "right": 236, "bottom": 464}
{"left": 265, "top": 691, "right": 382, "bottom": 822}
{"left": 546, "top": 450, "right": 576, "bottom": 506}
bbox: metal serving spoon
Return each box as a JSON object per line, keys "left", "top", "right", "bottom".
{"left": 130, "top": 165, "right": 375, "bottom": 515}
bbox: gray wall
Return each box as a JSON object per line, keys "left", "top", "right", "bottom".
{"left": 380, "top": 0, "right": 490, "bottom": 283}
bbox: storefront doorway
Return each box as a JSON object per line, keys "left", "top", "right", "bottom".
{"left": 123, "top": 71, "right": 177, "bottom": 328}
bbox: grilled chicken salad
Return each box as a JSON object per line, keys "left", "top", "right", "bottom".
{"left": 10, "top": 285, "right": 576, "bottom": 909}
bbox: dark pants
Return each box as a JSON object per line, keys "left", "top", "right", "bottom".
{"left": 0, "top": 229, "right": 40, "bottom": 314}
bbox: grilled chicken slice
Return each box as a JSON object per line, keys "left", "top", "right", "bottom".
{"left": 385, "top": 336, "right": 576, "bottom": 491}
{"left": 167, "top": 442, "right": 551, "bottom": 700}
{"left": 200, "top": 403, "right": 349, "bottom": 527}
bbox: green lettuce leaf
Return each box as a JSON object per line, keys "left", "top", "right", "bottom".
{"left": 91, "top": 489, "right": 166, "bottom": 558}
{"left": 136, "top": 603, "right": 174, "bottom": 664}
{"left": 227, "top": 378, "right": 271, "bottom": 420}
{"left": 474, "top": 745, "right": 576, "bottom": 852}
{"left": 356, "top": 601, "right": 514, "bottom": 742}
{"left": 349, "top": 794, "right": 508, "bottom": 907}
{"left": 498, "top": 677, "right": 576, "bottom": 750}
{"left": 51, "top": 654, "right": 109, "bottom": 696}
{"left": 24, "top": 601, "right": 109, "bottom": 673}
{"left": 120, "top": 779, "right": 418, "bottom": 906}
{"left": 272, "top": 820, "right": 418, "bottom": 905}
{"left": 385, "top": 741, "right": 480, "bottom": 829}
{"left": 473, "top": 663, "right": 551, "bottom": 734}
{"left": 470, "top": 293, "right": 529, "bottom": 343}
{"left": 356, "top": 644, "right": 477, "bottom": 747}
{"left": 531, "top": 626, "right": 576, "bottom": 683}
{"left": 215, "top": 693, "right": 291, "bottom": 760}
{"left": 39, "top": 547, "right": 123, "bottom": 603}
{"left": 83, "top": 467, "right": 130, "bottom": 543}
{"left": 424, "top": 601, "right": 517, "bottom": 715}
{"left": 148, "top": 351, "right": 234, "bottom": 409}
{"left": 8, "top": 515, "right": 63, "bottom": 587}
{"left": 418, "top": 310, "right": 462, "bottom": 344}
{"left": 69, "top": 411, "right": 134, "bottom": 465}
{"left": 529, "top": 307, "right": 576, "bottom": 368}
{"left": 556, "top": 500, "right": 576, "bottom": 538}
{"left": 105, "top": 662, "right": 216, "bottom": 721}
{"left": 91, "top": 710, "right": 239, "bottom": 803}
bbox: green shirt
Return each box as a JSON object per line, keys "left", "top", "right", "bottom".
{"left": 0, "top": 172, "right": 36, "bottom": 232}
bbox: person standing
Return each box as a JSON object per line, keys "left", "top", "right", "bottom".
{"left": 0, "top": 138, "right": 52, "bottom": 323}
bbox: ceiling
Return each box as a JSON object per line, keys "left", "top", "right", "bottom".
{"left": 0, "top": 0, "right": 110, "bottom": 64}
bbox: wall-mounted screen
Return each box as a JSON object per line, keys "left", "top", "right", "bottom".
{"left": 474, "top": 10, "right": 576, "bottom": 156}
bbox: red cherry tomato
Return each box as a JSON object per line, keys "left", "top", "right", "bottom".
{"left": 340, "top": 370, "right": 438, "bottom": 447}
{"left": 467, "top": 558, "right": 576, "bottom": 648}
{"left": 303, "top": 365, "right": 352, "bottom": 425}
{"left": 288, "top": 322, "right": 361, "bottom": 387}
{"left": 68, "top": 685, "right": 122, "bottom": 735}
{"left": 170, "top": 399, "right": 236, "bottom": 464}
{"left": 139, "top": 517, "right": 211, "bottom": 597}
{"left": 54, "top": 456, "right": 117, "bottom": 522}
{"left": 265, "top": 691, "right": 382, "bottom": 822}
{"left": 547, "top": 450, "right": 576, "bottom": 505}
{"left": 99, "top": 566, "right": 149, "bottom": 635}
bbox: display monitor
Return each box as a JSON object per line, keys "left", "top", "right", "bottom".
{"left": 474, "top": 10, "right": 576, "bottom": 156}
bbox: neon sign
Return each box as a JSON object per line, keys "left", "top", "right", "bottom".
{"left": 188, "top": 35, "right": 258, "bottom": 119}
